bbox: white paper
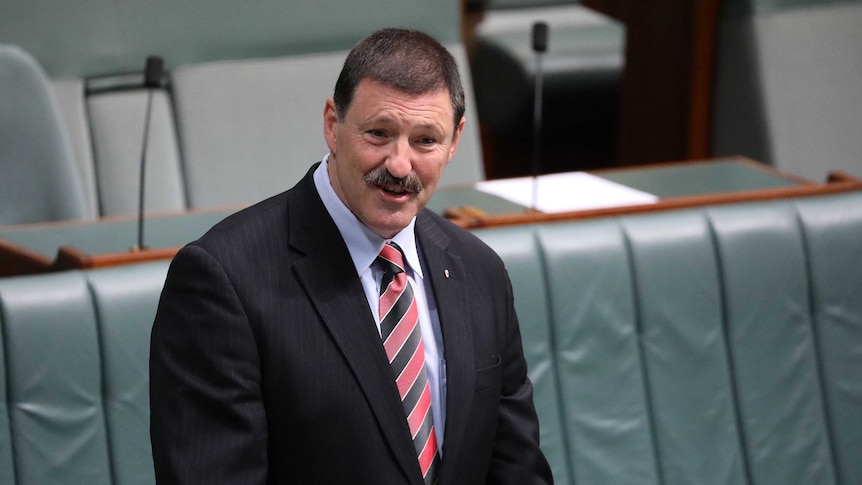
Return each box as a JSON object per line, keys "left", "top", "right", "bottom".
{"left": 475, "top": 172, "right": 658, "bottom": 213}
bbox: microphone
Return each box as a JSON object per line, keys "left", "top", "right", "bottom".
{"left": 532, "top": 21, "right": 549, "bottom": 53}
{"left": 144, "top": 56, "right": 164, "bottom": 88}
{"left": 133, "top": 56, "right": 164, "bottom": 252}
{"left": 530, "top": 22, "right": 548, "bottom": 212}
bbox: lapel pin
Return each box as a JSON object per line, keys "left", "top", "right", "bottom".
{"left": 444, "top": 269, "right": 450, "bottom": 279}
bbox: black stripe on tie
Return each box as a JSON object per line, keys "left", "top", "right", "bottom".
{"left": 412, "top": 400, "right": 434, "bottom": 445}
{"left": 399, "top": 357, "right": 427, "bottom": 417}
{"left": 388, "top": 318, "right": 421, "bottom": 371}
{"left": 379, "top": 282, "right": 414, "bottom": 341}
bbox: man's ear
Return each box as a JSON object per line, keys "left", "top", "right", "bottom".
{"left": 323, "top": 99, "right": 339, "bottom": 154}
{"left": 448, "top": 116, "right": 466, "bottom": 161}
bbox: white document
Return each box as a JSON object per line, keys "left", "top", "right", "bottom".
{"left": 475, "top": 172, "right": 659, "bottom": 213}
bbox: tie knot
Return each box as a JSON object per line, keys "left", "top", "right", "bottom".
{"left": 377, "top": 242, "right": 406, "bottom": 275}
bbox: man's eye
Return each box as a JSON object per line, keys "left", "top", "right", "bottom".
{"left": 367, "top": 130, "right": 387, "bottom": 138}
{"left": 417, "top": 136, "right": 436, "bottom": 146}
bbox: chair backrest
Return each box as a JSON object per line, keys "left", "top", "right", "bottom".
{"left": 0, "top": 0, "right": 461, "bottom": 80}
{"left": 710, "top": 0, "right": 862, "bottom": 181}
{"left": 50, "top": 78, "right": 100, "bottom": 216}
{"left": 87, "top": 88, "right": 187, "bottom": 216}
{"left": 172, "top": 43, "right": 484, "bottom": 209}
{"left": 1, "top": 1, "right": 483, "bottom": 215}
{"left": 0, "top": 44, "right": 94, "bottom": 225}
{"left": 0, "top": 261, "right": 169, "bottom": 485}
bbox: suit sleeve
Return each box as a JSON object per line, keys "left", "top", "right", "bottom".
{"left": 150, "top": 244, "right": 267, "bottom": 485}
{"left": 487, "top": 266, "right": 555, "bottom": 485}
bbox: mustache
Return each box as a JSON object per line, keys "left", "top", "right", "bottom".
{"left": 364, "top": 167, "right": 423, "bottom": 194}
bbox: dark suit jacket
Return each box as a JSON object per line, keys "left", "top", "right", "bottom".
{"left": 150, "top": 164, "right": 553, "bottom": 484}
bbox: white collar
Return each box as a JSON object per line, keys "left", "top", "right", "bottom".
{"left": 312, "top": 155, "right": 423, "bottom": 278}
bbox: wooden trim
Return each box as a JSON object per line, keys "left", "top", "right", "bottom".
{"left": 687, "top": 0, "right": 720, "bottom": 159}
{"left": 0, "top": 205, "right": 242, "bottom": 277}
{"left": 4, "top": 161, "right": 858, "bottom": 276}
{"left": 827, "top": 171, "right": 862, "bottom": 184}
{"left": 0, "top": 239, "right": 53, "bottom": 277}
{"left": 448, "top": 177, "right": 862, "bottom": 229}
{"left": 0, "top": 204, "right": 245, "bottom": 234}
{"left": 584, "top": 0, "right": 722, "bottom": 165}
{"left": 53, "top": 245, "right": 181, "bottom": 271}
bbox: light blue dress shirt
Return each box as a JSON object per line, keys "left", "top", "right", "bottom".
{"left": 312, "top": 156, "right": 447, "bottom": 451}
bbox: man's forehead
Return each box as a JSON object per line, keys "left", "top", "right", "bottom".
{"left": 348, "top": 79, "right": 455, "bottom": 125}
{"left": 355, "top": 78, "right": 450, "bottom": 100}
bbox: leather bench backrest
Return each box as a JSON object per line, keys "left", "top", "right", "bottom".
{"left": 0, "top": 261, "right": 170, "bottom": 485}
{"left": 1, "top": 191, "right": 860, "bottom": 485}
{"left": 88, "top": 263, "right": 168, "bottom": 485}
{"left": 0, "top": 271, "right": 111, "bottom": 484}
{"left": 474, "top": 226, "right": 570, "bottom": 484}
{"left": 476, "top": 190, "right": 862, "bottom": 485}
{"left": 796, "top": 194, "right": 862, "bottom": 485}
{"left": 0, "top": 294, "right": 14, "bottom": 484}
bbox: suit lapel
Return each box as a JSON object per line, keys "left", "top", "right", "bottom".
{"left": 286, "top": 169, "right": 421, "bottom": 483}
{"left": 415, "top": 212, "right": 474, "bottom": 484}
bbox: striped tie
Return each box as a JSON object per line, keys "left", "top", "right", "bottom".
{"left": 377, "top": 242, "right": 440, "bottom": 485}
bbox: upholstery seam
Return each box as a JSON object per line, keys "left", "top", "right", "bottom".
{"left": 794, "top": 202, "right": 842, "bottom": 484}
{"left": 618, "top": 217, "right": 665, "bottom": 485}
{"left": 705, "top": 209, "right": 753, "bottom": 485}
{"left": 0, "top": 293, "right": 20, "bottom": 485}
{"left": 531, "top": 226, "right": 577, "bottom": 485}
{"left": 86, "top": 272, "right": 119, "bottom": 485}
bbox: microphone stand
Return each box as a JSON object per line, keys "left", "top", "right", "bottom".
{"left": 531, "top": 22, "right": 548, "bottom": 212}
{"left": 132, "top": 56, "right": 164, "bottom": 252}
{"left": 134, "top": 90, "right": 154, "bottom": 252}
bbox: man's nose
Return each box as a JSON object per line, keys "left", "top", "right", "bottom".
{"left": 384, "top": 139, "right": 413, "bottom": 179}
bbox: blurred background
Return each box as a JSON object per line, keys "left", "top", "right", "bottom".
{"left": 2, "top": 0, "right": 861, "bottom": 225}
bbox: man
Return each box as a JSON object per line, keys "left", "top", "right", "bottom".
{"left": 150, "top": 28, "right": 553, "bottom": 485}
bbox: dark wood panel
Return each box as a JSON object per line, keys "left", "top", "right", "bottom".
{"left": 583, "top": 0, "right": 720, "bottom": 165}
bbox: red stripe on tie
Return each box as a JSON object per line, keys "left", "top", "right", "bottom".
{"left": 378, "top": 279, "right": 406, "bottom": 321}
{"left": 396, "top": 340, "right": 425, "bottom": 398}
{"left": 383, "top": 299, "right": 419, "bottom": 361}
{"left": 418, "top": 427, "right": 438, "bottom": 477}
{"left": 376, "top": 242, "right": 439, "bottom": 484}
{"left": 378, "top": 244, "right": 404, "bottom": 271}
{"left": 407, "top": 383, "right": 433, "bottom": 436}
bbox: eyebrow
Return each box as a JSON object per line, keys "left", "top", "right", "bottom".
{"left": 363, "top": 116, "right": 446, "bottom": 134}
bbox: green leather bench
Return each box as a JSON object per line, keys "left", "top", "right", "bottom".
{"left": 1, "top": 190, "right": 861, "bottom": 484}
{"left": 476, "top": 190, "right": 862, "bottom": 484}
{"left": 0, "top": 261, "right": 168, "bottom": 485}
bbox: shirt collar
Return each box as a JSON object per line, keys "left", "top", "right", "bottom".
{"left": 313, "top": 155, "right": 423, "bottom": 279}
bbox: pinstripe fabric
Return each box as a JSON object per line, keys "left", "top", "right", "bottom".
{"left": 378, "top": 242, "right": 440, "bottom": 485}
{"left": 150, "top": 165, "right": 553, "bottom": 484}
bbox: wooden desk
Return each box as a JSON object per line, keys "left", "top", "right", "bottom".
{"left": 0, "top": 189, "right": 526, "bottom": 277}
{"left": 3, "top": 158, "right": 860, "bottom": 277}
{"left": 0, "top": 207, "right": 238, "bottom": 277}
{"left": 438, "top": 158, "right": 862, "bottom": 228}
{"left": 583, "top": 0, "right": 720, "bottom": 165}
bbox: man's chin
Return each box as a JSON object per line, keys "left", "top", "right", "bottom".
{"left": 364, "top": 209, "right": 420, "bottom": 239}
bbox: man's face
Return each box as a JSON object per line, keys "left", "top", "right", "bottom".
{"left": 323, "top": 79, "right": 465, "bottom": 239}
